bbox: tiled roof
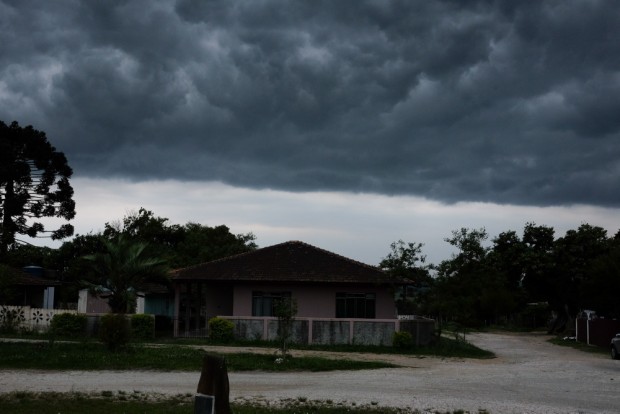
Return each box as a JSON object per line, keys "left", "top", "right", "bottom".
{"left": 172, "top": 241, "right": 399, "bottom": 284}
{"left": 14, "top": 272, "right": 61, "bottom": 286}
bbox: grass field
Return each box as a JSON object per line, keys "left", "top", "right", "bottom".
{"left": 0, "top": 341, "right": 397, "bottom": 371}
{"left": 0, "top": 391, "right": 477, "bottom": 414}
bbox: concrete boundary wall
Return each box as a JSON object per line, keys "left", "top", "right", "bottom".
{"left": 221, "top": 316, "right": 435, "bottom": 346}
{"left": 0, "top": 305, "right": 77, "bottom": 333}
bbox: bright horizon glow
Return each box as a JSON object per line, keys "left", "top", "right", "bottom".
{"left": 25, "top": 177, "right": 620, "bottom": 267}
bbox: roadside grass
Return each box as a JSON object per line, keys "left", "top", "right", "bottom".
{"left": 0, "top": 341, "right": 395, "bottom": 371}
{"left": 0, "top": 327, "right": 494, "bottom": 361}
{"left": 291, "top": 336, "right": 495, "bottom": 359}
{"left": 163, "top": 333, "right": 494, "bottom": 359}
{"left": 547, "top": 336, "right": 609, "bottom": 356}
{"left": 0, "top": 391, "right": 487, "bottom": 414}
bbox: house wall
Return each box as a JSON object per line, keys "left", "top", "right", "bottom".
{"left": 204, "top": 284, "right": 233, "bottom": 321}
{"left": 232, "top": 283, "right": 397, "bottom": 319}
{"left": 77, "top": 289, "right": 157, "bottom": 315}
{"left": 78, "top": 290, "right": 111, "bottom": 314}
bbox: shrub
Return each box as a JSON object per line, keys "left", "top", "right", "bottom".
{"left": 0, "top": 306, "right": 25, "bottom": 334}
{"left": 99, "top": 313, "right": 131, "bottom": 351}
{"left": 393, "top": 331, "right": 413, "bottom": 349}
{"left": 50, "top": 313, "right": 87, "bottom": 337}
{"left": 130, "top": 314, "right": 155, "bottom": 339}
{"left": 208, "top": 317, "right": 234, "bottom": 342}
{"left": 154, "top": 315, "right": 173, "bottom": 334}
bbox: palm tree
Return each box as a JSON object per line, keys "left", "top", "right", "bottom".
{"left": 84, "top": 237, "right": 168, "bottom": 314}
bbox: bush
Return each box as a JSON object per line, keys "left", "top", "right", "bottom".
{"left": 208, "top": 317, "right": 234, "bottom": 342}
{"left": 0, "top": 306, "right": 25, "bottom": 334}
{"left": 393, "top": 331, "right": 413, "bottom": 349}
{"left": 131, "top": 314, "right": 155, "bottom": 339}
{"left": 154, "top": 315, "right": 173, "bottom": 334}
{"left": 99, "top": 314, "right": 131, "bottom": 351}
{"left": 50, "top": 313, "right": 87, "bottom": 337}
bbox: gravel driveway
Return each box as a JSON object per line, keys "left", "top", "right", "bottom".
{"left": 1, "top": 332, "right": 619, "bottom": 413}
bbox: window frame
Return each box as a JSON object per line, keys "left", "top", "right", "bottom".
{"left": 251, "top": 291, "right": 291, "bottom": 317}
{"left": 335, "top": 292, "right": 376, "bottom": 319}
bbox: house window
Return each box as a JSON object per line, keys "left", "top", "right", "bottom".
{"left": 252, "top": 291, "right": 291, "bottom": 316}
{"left": 336, "top": 292, "right": 376, "bottom": 319}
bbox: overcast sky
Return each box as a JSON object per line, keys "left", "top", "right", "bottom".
{"left": 2, "top": 1, "right": 620, "bottom": 265}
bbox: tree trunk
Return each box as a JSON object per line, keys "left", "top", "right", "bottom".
{"left": 197, "top": 354, "right": 231, "bottom": 414}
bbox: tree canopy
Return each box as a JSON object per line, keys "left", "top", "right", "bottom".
{"left": 102, "top": 208, "right": 257, "bottom": 268}
{"left": 0, "top": 120, "right": 75, "bottom": 256}
{"left": 390, "top": 222, "right": 620, "bottom": 329}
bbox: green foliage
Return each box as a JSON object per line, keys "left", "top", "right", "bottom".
{"left": 50, "top": 313, "right": 86, "bottom": 337}
{"left": 102, "top": 208, "right": 257, "bottom": 269}
{"left": 0, "top": 342, "right": 397, "bottom": 372}
{"left": 0, "top": 391, "right": 417, "bottom": 414}
{"left": 0, "top": 265, "right": 19, "bottom": 305}
{"left": 392, "top": 331, "right": 413, "bottom": 349}
{"left": 274, "top": 297, "right": 298, "bottom": 356}
{"left": 0, "top": 306, "right": 25, "bottom": 333}
{"left": 208, "top": 317, "right": 235, "bottom": 342}
{"left": 0, "top": 120, "right": 75, "bottom": 256}
{"left": 99, "top": 314, "right": 131, "bottom": 352}
{"left": 130, "top": 314, "right": 155, "bottom": 339}
{"left": 83, "top": 236, "right": 169, "bottom": 314}
{"left": 380, "top": 240, "right": 433, "bottom": 315}
{"left": 380, "top": 240, "right": 429, "bottom": 278}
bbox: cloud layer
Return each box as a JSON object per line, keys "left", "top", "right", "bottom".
{"left": 2, "top": 0, "right": 620, "bottom": 206}
{"left": 34, "top": 178, "right": 620, "bottom": 266}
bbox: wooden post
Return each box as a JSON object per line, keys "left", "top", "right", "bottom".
{"left": 173, "top": 284, "right": 180, "bottom": 337}
{"left": 185, "top": 282, "right": 192, "bottom": 336}
{"left": 197, "top": 354, "right": 232, "bottom": 414}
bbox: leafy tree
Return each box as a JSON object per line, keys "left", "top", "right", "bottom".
{"left": 380, "top": 240, "right": 429, "bottom": 281}
{"left": 489, "top": 230, "right": 526, "bottom": 291}
{"left": 443, "top": 227, "right": 489, "bottom": 272}
{"left": 83, "top": 237, "right": 169, "bottom": 314}
{"left": 432, "top": 227, "right": 519, "bottom": 326}
{"left": 584, "top": 238, "right": 620, "bottom": 318}
{"left": 380, "top": 240, "right": 432, "bottom": 315}
{"left": 103, "top": 208, "right": 183, "bottom": 255}
{"left": 521, "top": 223, "right": 555, "bottom": 303}
{"left": 175, "top": 222, "right": 257, "bottom": 267}
{"left": 552, "top": 224, "right": 610, "bottom": 315}
{"left": 2, "top": 244, "right": 58, "bottom": 270}
{"left": 274, "top": 297, "right": 298, "bottom": 357}
{"left": 432, "top": 228, "right": 490, "bottom": 326}
{"left": 0, "top": 121, "right": 75, "bottom": 256}
{"left": 102, "top": 208, "right": 256, "bottom": 268}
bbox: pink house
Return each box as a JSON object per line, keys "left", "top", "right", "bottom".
{"left": 171, "top": 241, "right": 403, "bottom": 340}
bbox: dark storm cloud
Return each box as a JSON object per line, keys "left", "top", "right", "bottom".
{"left": 2, "top": 0, "right": 620, "bottom": 206}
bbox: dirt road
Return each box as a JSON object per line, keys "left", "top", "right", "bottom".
{"left": 1, "top": 332, "right": 619, "bottom": 413}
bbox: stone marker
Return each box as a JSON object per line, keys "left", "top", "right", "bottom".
{"left": 196, "top": 354, "right": 232, "bottom": 414}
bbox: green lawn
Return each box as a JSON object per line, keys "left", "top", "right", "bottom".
{"left": 547, "top": 336, "right": 610, "bottom": 356}
{"left": 0, "top": 392, "right": 476, "bottom": 414}
{"left": 0, "top": 341, "right": 396, "bottom": 371}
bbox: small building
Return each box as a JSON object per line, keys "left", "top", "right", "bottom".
{"left": 77, "top": 283, "right": 174, "bottom": 317}
{"left": 171, "top": 241, "right": 411, "bottom": 344}
{"left": 2, "top": 266, "right": 60, "bottom": 309}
